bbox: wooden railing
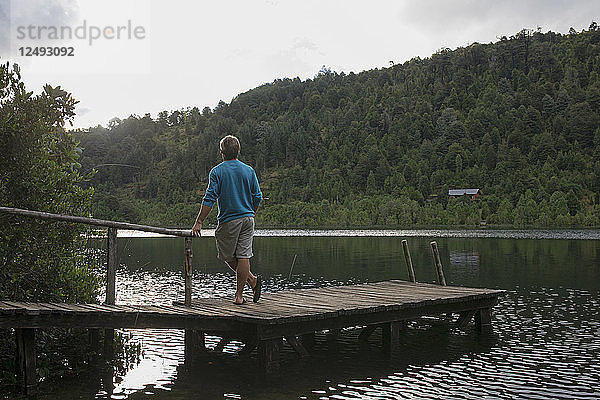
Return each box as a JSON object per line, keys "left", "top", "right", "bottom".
{"left": 0, "top": 206, "right": 195, "bottom": 307}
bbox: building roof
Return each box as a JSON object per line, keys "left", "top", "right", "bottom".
{"left": 448, "top": 189, "right": 480, "bottom": 196}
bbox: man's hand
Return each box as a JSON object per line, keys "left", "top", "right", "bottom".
{"left": 191, "top": 220, "right": 202, "bottom": 237}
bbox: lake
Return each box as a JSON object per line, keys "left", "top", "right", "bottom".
{"left": 39, "top": 230, "right": 600, "bottom": 399}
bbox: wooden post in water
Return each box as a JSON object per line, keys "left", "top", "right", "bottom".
{"left": 382, "top": 321, "right": 403, "bottom": 357}
{"left": 104, "top": 227, "right": 117, "bottom": 359}
{"left": 184, "top": 237, "right": 193, "bottom": 307}
{"left": 106, "top": 228, "right": 117, "bottom": 303}
{"left": 429, "top": 241, "right": 447, "bottom": 286}
{"left": 184, "top": 329, "right": 205, "bottom": 368}
{"left": 182, "top": 237, "right": 205, "bottom": 363}
{"left": 15, "top": 328, "right": 36, "bottom": 395}
{"left": 401, "top": 240, "right": 416, "bottom": 283}
{"left": 258, "top": 338, "right": 282, "bottom": 374}
{"left": 475, "top": 308, "right": 493, "bottom": 334}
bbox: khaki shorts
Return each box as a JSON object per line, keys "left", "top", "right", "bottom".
{"left": 215, "top": 216, "right": 255, "bottom": 264}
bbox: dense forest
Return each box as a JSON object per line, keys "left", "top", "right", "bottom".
{"left": 77, "top": 25, "right": 600, "bottom": 228}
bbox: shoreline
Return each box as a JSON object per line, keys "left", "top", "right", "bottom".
{"left": 106, "top": 228, "right": 600, "bottom": 240}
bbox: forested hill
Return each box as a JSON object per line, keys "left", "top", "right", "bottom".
{"left": 76, "top": 26, "right": 600, "bottom": 228}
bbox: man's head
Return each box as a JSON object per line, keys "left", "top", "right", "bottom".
{"left": 219, "top": 135, "right": 240, "bottom": 160}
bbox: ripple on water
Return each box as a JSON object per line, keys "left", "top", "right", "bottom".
{"left": 86, "top": 250, "right": 600, "bottom": 400}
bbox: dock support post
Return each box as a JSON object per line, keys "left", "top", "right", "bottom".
{"left": 402, "top": 240, "right": 416, "bottom": 283}
{"left": 184, "top": 237, "right": 193, "bottom": 307}
{"left": 285, "top": 336, "right": 309, "bottom": 358}
{"left": 238, "top": 339, "right": 258, "bottom": 357}
{"left": 358, "top": 325, "right": 378, "bottom": 342}
{"left": 88, "top": 328, "right": 100, "bottom": 355}
{"left": 183, "top": 237, "right": 199, "bottom": 365}
{"left": 455, "top": 310, "right": 476, "bottom": 330}
{"left": 475, "top": 308, "right": 493, "bottom": 334}
{"left": 104, "top": 227, "right": 118, "bottom": 359}
{"left": 430, "top": 241, "right": 447, "bottom": 286}
{"left": 300, "top": 332, "right": 315, "bottom": 350}
{"left": 15, "top": 328, "right": 36, "bottom": 395}
{"left": 258, "top": 338, "right": 282, "bottom": 374}
{"left": 382, "top": 322, "right": 403, "bottom": 357}
{"left": 184, "top": 330, "right": 205, "bottom": 366}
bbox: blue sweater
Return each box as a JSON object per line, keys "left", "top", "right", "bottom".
{"left": 201, "top": 159, "right": 262, "bottom": 224}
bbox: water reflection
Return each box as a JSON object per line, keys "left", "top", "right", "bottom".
{"left": 36, "top": 233, "right": 600, "bottom": 399}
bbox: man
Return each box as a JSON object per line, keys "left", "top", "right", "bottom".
{"left": 191, "top": 135, "right": 262, "bottom": 305}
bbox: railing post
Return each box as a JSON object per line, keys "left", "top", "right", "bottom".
{"left": 106, "top": 228, "right": 117, "bottom": 304}
{"left": 430, "top": 241, "right": 447, "bottom": 286}
{"left": 104, "top": 227, "right": 117, "bottom": 359}
{"left": 401, "top": 239, "right": 416, "bottom": 283}
{"left": 184, "top": 237, "right": 193, "bottom": 306}
{"left": 183, "top": 236, "right": 204, "bottom": 363}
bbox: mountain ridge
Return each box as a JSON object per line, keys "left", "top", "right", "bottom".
{"left": 75, "top": 25, "right": 600, "bottom": 228}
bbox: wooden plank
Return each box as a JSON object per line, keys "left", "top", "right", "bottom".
{"left": 46, "top": 303, "right": 85, "bottom": 313}
{"left": 0, "top": 281, "right": 504, "bottom": 332}
{"left": 255, "top": 296, "right": 499, "bottom": 339}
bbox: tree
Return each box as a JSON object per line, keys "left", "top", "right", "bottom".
{"left": 0, "top": 61, "right": 98, "bottom": 303}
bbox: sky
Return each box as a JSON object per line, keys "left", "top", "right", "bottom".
{"left": 0, "top": 0, "right": 599, "bottom": 129}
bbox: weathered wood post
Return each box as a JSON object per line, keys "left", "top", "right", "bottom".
{"left": 475, "top": 308, "right": 493, "bottom": 334}
{"left": 104, "top": 227, "right": 117, "bottom": 359}
{"left": 300, "top": 332, "right": 315, "bottom": 350}
{"left": 15, "top": 328, "right": 36, "bottom": 395}
{"left": 429, "top": 241, "right": 447, "bottom": 286}
{"left": 258, "top": 338, "right": 282, "bottom": 374}
{"left": 401, "top": 239, "right": 416, "bottom": 283}
{"left": 183, "top": 236, "right": 205, "bottom": 364}
{"left": 184, "top": 237, "right": 193, "bottom": 307}
{"left": 382, "top": 321, "right": 403, "bottom": 357}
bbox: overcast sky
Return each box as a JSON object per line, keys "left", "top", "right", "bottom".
{"left": 1, "top": 0, "right": 598, "bottom": 129}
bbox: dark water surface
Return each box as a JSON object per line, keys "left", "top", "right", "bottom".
{"left": 40, "top": 231, "right": 600, "bottom": 399}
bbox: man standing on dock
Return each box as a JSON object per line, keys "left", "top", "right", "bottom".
{"left": 191, "top": 135, "right": 263, "bottom": 305}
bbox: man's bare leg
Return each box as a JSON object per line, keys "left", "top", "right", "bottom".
{"left": 225, "top": 260, "right": 257, "bottom": 289}
{"left": 234, "top": 258, "right": 252, "bottom": 304}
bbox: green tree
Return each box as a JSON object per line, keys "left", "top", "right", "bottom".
{"left": 0, "top": 62, "right": 98, "bottom": 302}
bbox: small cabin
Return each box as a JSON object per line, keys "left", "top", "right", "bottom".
{"left": 448, "top": 188, "right": 481, "bottom": 200}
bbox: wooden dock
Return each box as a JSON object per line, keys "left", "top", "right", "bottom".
{"left": 0, "top": 207, "right": 505, "bottom": 395}
{"left": 1, "top": 279, "right": 504, "bottom": 393}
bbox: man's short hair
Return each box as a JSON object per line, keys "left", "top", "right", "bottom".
{"left": 220, "top": 135, "right": 240, "bottom": 160}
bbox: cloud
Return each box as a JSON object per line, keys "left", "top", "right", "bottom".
{"left": 0, "top": 0, "right": 11, "bottom": 54}
{"left": 76, "top": 106, "right": 91, "bottom": 116}
{"left": 0, "top": 0, "right": 79, "bottom": 56}
{"left": 397, "top": 0, "right": 599, "bottom": 53}
{"left": 292, "top": 37, "right": 318, "bottom": 52}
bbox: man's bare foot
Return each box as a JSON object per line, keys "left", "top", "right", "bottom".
{"left": 233, "top": 297, "right": 246, "bottom": 305}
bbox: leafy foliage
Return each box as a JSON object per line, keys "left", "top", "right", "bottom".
{"left": 0, "top": 61, "right": 101, "bottom": 390}
{"left": 0, "top": 61, "right": 98, "bottom": 302}
{"left": 77, "top": 26, "right": 600, "bottom": 228}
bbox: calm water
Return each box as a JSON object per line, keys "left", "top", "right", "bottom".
{"left": 38, "top": 231, "right": 600, "bottom": 399}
